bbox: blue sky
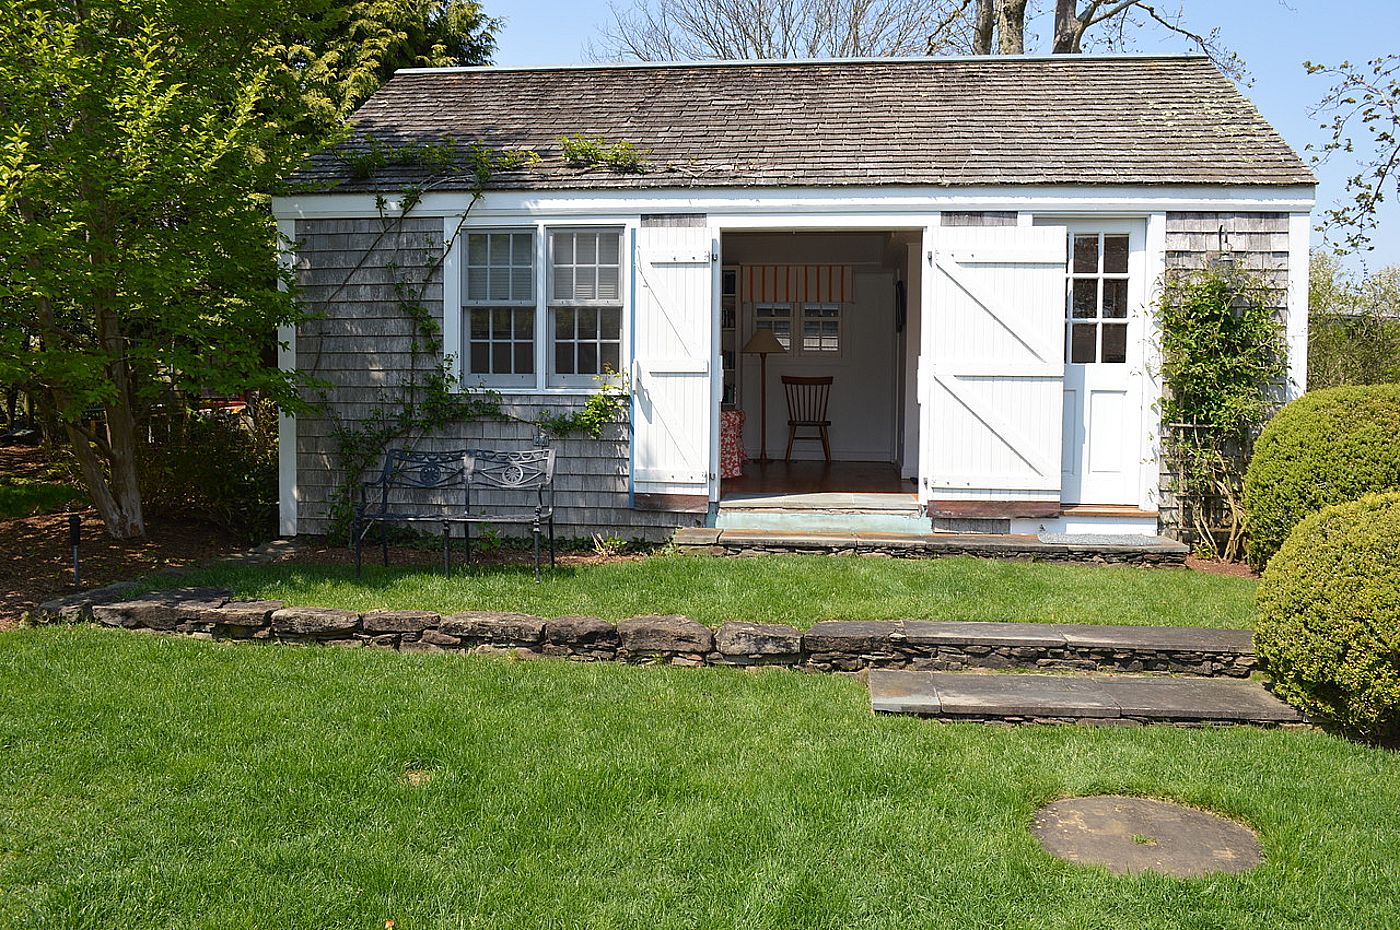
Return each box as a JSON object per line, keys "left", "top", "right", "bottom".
{"left": 489, "top": 0, "right": 1399, "bottom": 267}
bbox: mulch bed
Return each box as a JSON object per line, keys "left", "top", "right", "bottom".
{"left": 1185, "top": 555, "right": 1260, "bottom": 579}
{"left": 0, "top": 445, "right": 246, "bottom": 629}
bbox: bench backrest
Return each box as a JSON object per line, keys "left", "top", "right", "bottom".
{"left": 465, "top": 448, "right": 555, "bottom": 493}
{"left": 379, "top": 449, "right": 470, "bottom": 491}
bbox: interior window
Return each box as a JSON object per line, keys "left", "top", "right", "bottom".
{"left": 463, "top": 230, "right": 535, "bottom": 383}
{"left": 754, "top": 303, "right": 793, "bottom": 350}
{"left": 549, "top": 229, "right": 622, "bottom": 384}
{"left": 1065, "top": 232, "right": 1130, "bottom": 364}
{"left": 801, "top": 303, "right": 841, "bottom": 353}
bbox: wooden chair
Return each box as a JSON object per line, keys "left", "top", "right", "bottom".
{"left": 781, "top": 375, "right": 833, "bottom": 462}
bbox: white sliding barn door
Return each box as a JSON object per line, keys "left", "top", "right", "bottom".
{"left": 920, "top": 226, "right": 1068, "bottom": 501}
{"left": 631, "top": 225, "right": 716, "bottom": 505}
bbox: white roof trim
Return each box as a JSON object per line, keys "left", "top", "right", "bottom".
{"left": 394, "top": 52, "right": 1210, "bottom": 76}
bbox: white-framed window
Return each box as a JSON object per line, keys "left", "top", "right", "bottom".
{"left": 753, "top": 303, "right": 793, "bottom": 350}
{"left": 1065, "top": 232, "right": 1130, "bottom": 364}
{"left": 463, "top": 229, "right": 535, "bottom": 385}
{"left": 800, "top": 303, "right": 841, "bottom": 353}
{"left": 549, "top": 228, "right": 623, "bottom": 386}
{"left": 753, "top": 302, "right": 842, "bottom": 355}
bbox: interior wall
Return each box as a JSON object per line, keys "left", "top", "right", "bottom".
{"left": 724, "top": 232, "right": 904, "bottom": 462}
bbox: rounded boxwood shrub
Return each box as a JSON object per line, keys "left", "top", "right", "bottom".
{"left": 1254, "top": 492, "right": 1400, "bottom": 743}
{"left": 1243, "top": 384, "right": 1400, "bottom": 569}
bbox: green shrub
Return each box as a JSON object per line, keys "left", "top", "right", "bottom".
{"left": 1255, "top": 492, "right": 1400, "bottom": 743}
{"left": 1242, "top": 384, "right": 1400, "bottom": 569}
{"left": 140, "top": 397, "right": 278, "bottom": 542}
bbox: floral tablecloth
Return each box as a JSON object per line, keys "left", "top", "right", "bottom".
{"left": 720, "top": 409, "right": 747, "bottom": 479}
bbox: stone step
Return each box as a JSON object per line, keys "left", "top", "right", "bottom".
{"left": 803, "top": 619, "right": 1255, "bottom": 677}
{"left": 674, "top": 527, "right": 1189, "bottom": 566}
{"left": 869, "top": 670, "right": 1302, "bottom": 727}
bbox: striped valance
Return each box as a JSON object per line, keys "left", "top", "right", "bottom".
{"left": 741, "top": 264, "right": 851, "bottom": 304}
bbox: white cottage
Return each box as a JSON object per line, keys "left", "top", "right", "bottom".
{"left": 272, "top": 55, "right": 1315, "bottom": 548}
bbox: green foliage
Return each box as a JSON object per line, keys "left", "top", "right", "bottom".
{"left": 1306, "top": 251, "right": 1400, "bottom": 389}
{"left": 1242, "top": 384, "right": 1400, "bottom": 569}
{"left": 1307, "top": 56, "right": 1400, "bottom": 252}
{"left": 534, "top": 369, "right": 631, "bottom": 439}
{"left": 1255, "top": 491, "right": 1400, "bottom": 743}
{"left": 1156, "top": 265, "right": 1287, "bottom": 559}
{"left": 559, "top": 135, "right": 646, "bottom": 173}
{"left": 0, "top": 0, "right": 501, "bottom": 539}
{"left": 0, "top": 479, "right": 83, "bottom": 520}
{"left": 138, "top": 400, "right": 281, "bottom": 543}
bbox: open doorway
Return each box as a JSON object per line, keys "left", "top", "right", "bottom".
{"left": 717, "top": 230, "right": 920, "bottom": 501}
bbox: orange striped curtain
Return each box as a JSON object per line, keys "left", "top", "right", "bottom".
{"left": 741, "top": 265, "right": 851, "bottom": 304}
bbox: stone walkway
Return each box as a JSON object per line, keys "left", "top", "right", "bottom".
{"left": 869, "top": 669, "right": 1302, "bottom": 727}
{"left": 674, "top": 527, "right": 1189, "bottom": 565}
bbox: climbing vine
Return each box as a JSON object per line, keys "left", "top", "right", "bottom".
{"left": 1155, "top": 263, "right": 1287, "bottom": 560}
{"left": 309, "top": 140, "right": 629, "bottom": 537}
{"left": 559, "top": 134, "right": 646, "bottom": 173}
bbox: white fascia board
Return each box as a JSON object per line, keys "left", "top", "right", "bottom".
{"left": 271, "top": 184, "right": 1317, "bottom": 221}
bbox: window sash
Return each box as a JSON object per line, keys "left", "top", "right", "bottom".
{"left": 550, "top": 305, "right": 622, "bottom": 383}
{"left": 464, "top": 230, "right": 535, "bottom": 306}
{"left": 549, "top": 229, "right": 623, "bottom": 306}
{"left": 1063, "top": 231, "right": 1131, "bottom": 365}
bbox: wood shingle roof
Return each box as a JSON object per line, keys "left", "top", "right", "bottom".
{"left": 293, "top": 55, "right": 1315, "bottom": 192}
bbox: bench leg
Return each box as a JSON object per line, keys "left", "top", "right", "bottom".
{"left": 532, "top": 516, "right": 542, "bottom": 584}
{"left": 464, "top": 522, "right": 471, "bottom": 568}
{"left": 442, "top": 520, "right": 451, "bottom": 576}
{"left": 549, "top": 518, "right": 556, "bottom": 569}
{"left": 381, "top": 523, "right": 389, "bottom": 567}
{"left": 353, "top": 515, "right": 363, "bottom": 579}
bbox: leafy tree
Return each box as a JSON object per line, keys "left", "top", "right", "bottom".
{"left": 0, "top": 0, "right": 499, "bottom": 540}
{"left": 1309, "top": 55, "right": 1400, "bottom": 253}
{"left": 593, "top": 0, "right": 1240, "bottom": 76}
{"left": 1307, "top": 250, "right": 1400, "bottom": 389}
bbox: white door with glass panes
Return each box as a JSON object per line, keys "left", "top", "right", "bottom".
{"left": 1057, "top": 222, "right": 1146, "bottom": 505}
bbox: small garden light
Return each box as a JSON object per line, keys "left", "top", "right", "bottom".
{"left": 68, "top": 513, "right": 81, "bottom": 586}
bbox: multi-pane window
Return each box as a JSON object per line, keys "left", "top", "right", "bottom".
{"left": 549, "top": 229, "right": 622, "bottom": 384}
{"left": 464, "top": 230, "right": 535, "bottom": 383}
{"left": 801, "top": 303, "right": 841, "bottom": 353}
{"left": 754, "top": 304, "right": 793, "bottom": 350}
{"left": 1065, "top": 233, "right": 1130, "bottom": 364}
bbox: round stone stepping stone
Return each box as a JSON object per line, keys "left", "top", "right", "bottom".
{"left": 1030, "top": 795, "right": 1261, "bottom": 877}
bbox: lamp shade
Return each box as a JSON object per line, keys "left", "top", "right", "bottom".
{"left": 742, "top": 329, "right": 786, "bottom": 355}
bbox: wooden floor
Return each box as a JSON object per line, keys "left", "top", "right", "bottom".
{"left": 722, "top": 460, "right": 911, "bottom": 496}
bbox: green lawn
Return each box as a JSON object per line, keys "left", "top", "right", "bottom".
{"left": 145, "top": 553, "right": 1259, "bottom": 628}
{"left": 0, "top": 477, "right": 83, "bottom": 519}
{"left": 0, "top": 626, "right": 1396, "bottom": 929}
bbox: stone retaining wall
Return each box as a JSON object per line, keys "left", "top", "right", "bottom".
{"left": 37, "top": 589, "right": 1254, "bottom": 678}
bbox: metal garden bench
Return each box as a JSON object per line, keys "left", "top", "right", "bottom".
{"left": 353, "top": 447, "right": 556, "bottom": 582}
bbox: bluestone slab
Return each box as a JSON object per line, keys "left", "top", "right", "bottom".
{"left": 869, "top": 670, "right": 941, "bottom": 715}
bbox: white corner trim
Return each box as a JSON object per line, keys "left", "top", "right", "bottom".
{"left": 1142, "top": 212, "right": 1168, "bottom": 510}
{"left": 276, "top": 218, "right": 299, "bottom": 537}
{"left": 1286, "top": 212, "right": 1311, "bottom": 399}
{"left": 441, "top": 216, "right": 464, "bottom": 388}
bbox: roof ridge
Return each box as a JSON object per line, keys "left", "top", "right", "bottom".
{"left": 396, "top": 52, "right": 1212, "bottom": 77}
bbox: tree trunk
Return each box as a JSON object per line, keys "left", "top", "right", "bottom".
{"left": 996, "top": 0, "right": 1029, "bottom": 54}
{"left": 91, "top": 305, "right": 146, "bottom": 539}
{"left": 1052, "top": 0, "right": 1089, "bottom": 52}
{"left": 973, "top": 0, "right": 996, "bottom": 54}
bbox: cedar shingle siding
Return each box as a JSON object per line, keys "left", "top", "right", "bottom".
{"left": 292, "top": 217, "right": 703, "bottom": 540}
{"left": 292, "top": 56, "right": 1314, "bottom": 193}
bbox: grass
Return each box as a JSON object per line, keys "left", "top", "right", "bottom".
{"left": 145, "top": 553, "right": 1260, "bottom": 628}
{"left": 0, "top": 478, "right": 83, "bottom": 519}
{"left": 1, "top": 626, "right": 1397, "bottom": 929}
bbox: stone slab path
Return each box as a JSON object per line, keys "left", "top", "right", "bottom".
{"left": 869, "top": 669, "right": 1302, "bottom": 727}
